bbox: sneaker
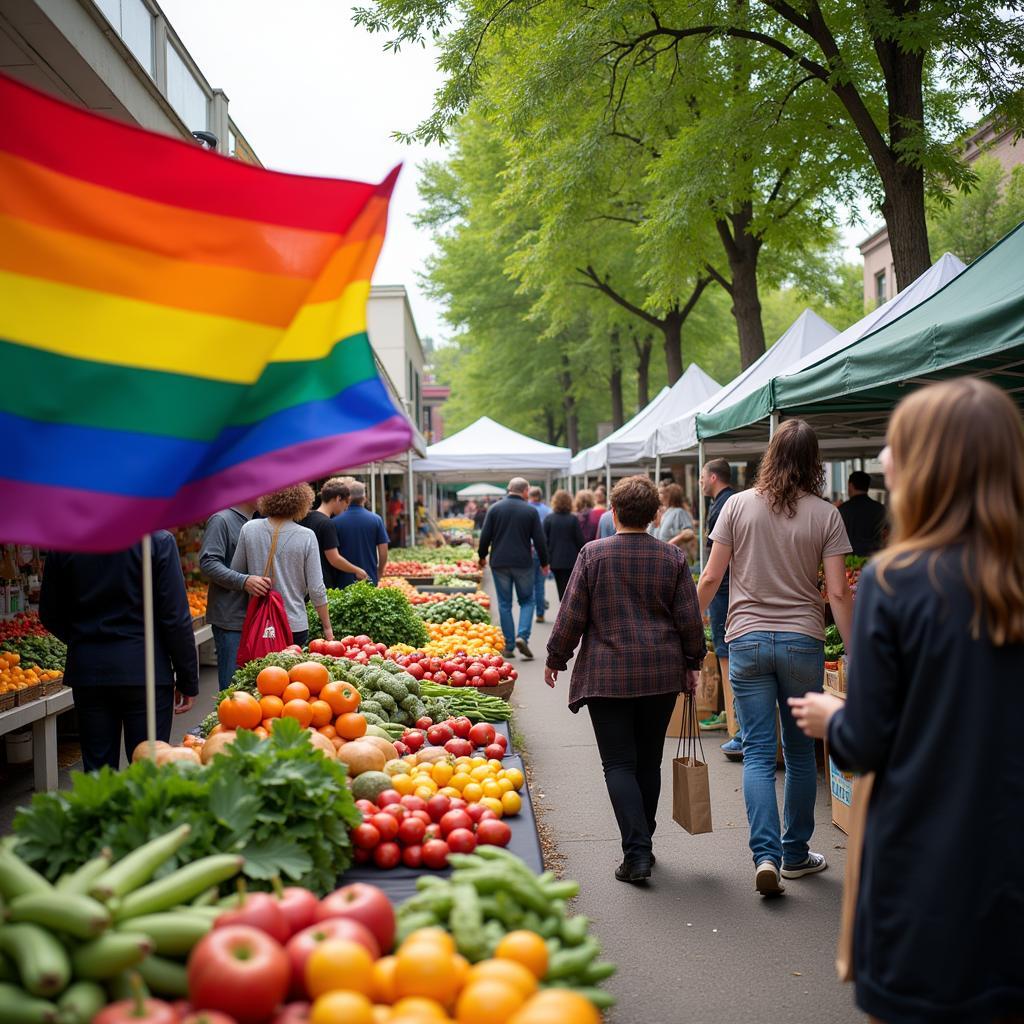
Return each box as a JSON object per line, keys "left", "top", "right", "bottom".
{"left": 699, "top": 711, "right": 728, "bottom": 731}
{"left": 781, "top": 852, "right": 828, "bottom": 879}
{"left": 721, "top": 736, "right": 743, "bottom": 761}
{"left": 755, "top": 861, "right": 785, "bottom": 896}
{"left": 515, "top": 637, "right": 534, "bottom": 660}
{"left": 502, "top": 646, "right": 516, "bottom": 659}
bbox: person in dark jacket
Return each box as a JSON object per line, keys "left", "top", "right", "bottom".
{"left": 545, "top": 476, "right": 706, "bottom": 884}
{"left": 40, "top": 531, "right": 200, "bottom": 771}
{"left": 838, "top": 470, "right": 888, "bottom": 556}
{"left": 790, "top": 379, "right": 1024, "bottom": 1024}
{"left": 478, "top": 478, "right": 549, "bottom": 660}
{"left": 543, "top": 489, "right": 585, "bottom": 599}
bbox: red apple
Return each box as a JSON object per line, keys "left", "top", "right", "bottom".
{"left": 215, "top": 893, "right": 290, "bottom": 945}
{"left": 276, "top": 887, "right": 320, "bottom": 936}
{"left": 286, "top": 918, "right": 380, "bottom": 996}
{"left": 315, "top": 883, "right": 395, "bottom": 953}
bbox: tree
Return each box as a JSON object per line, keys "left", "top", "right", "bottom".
{"left": 356, "top": 0, "right": 1024, "bottom": 290}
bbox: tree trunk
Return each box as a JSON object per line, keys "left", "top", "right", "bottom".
{"left": 662, "top": 310, "right": 684, "bottom": 384}
{"left": 633, "top": 333, "right": 652, "bottom": 409}
{"left": 544, "top": 408, "right": 557, "bottom": 446}
{"left": 717, "top": 207, "right": 766, "bottom": 368}
{"left": 609, "top": 329, "right": 624, "bottom": 428}
{"left": 560, "top": 353, "right": 579, "bottom": 452}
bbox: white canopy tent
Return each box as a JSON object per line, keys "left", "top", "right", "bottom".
{"left": 646, "top": 309, "right": 840, "bottom": 458}
{"left": 413, "top": 416, "right": 572, "bottom": 482}
{"left": 570, "top": 363, "right": 720, "bottom": 475}
{"left": 456, "top": 483, "right": 508, "bottom": 499}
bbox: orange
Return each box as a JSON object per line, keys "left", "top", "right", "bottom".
{"left": 394, "top": 942, "right": 460, "bottom": 1007}
{"left": 451, "top": 954, "right": 470, "bottom": 990}
{"left": 218, "top": 692, "right": 262, "bottom": 730}
{"left": 306, "top": 939, "right": 376, "bottom": 998}
{"left": 400, "top": 928, "right": 456, "bottom": 956}
{"left": 256, "top": 665, "right": 289, "bottom": 696}
{"left": 282, "top": 699, "right": 313, "bottom": 729}
{"left": 318, "top": 724, "right": 338, "bottom": 739}
{"left": 494, "top": 932, "right": 548, "bottom": 980}
{"left": 259, "top": 695, "right": 284, "bottom": 719}
{"left": 507, "top": 990, "right": 600, "bottom": 1024}
{"left": 466, "top": 960, "right": 538, "bottom": 999}
{"left": 310, "top": 990, "right": 374, "bottom": 1024}
{"left": 309, "top": 699, "right": 334, "bottom": 728}
{"left": 283, "top": 681, "right": 311, "bottom": 703}
{"left": 455, "top": 980, "right": 526, "bottom": 1024}
{"left": 336, "top": 712, "right": 368, "bottom": 740}
{"left": 322, "top": 681, "right": 361, "bottom": 715}
{"left": 371, "top": 955, "right": 398, "bottom": 1003}
{"left": 289, "top": 660, "right": 331, "bottom": 694}
{"left": 391, "top": 997, "right": 449, "bottom": 1019}
{"left": 500, "top": 791, "right": 523, "bottom": 816}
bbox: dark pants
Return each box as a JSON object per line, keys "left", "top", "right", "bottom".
{"left": 587, "top": 692, "right": 679, "bottom": 861}
{"left": 552, "top": 568, "right": 573, "bottom": 600}
{"left": 74, "top": 684, "right": 174, "bottom": 771}
{"left": 292, "top": 629, "right": 309, "bottom": 648}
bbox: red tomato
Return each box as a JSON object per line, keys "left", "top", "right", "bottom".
{"left": 424, "top": 824, "right": 442, "bottom": 843}
{"left": 446, "top": 828, "right": 477, "bottom": 854}
{"left": 400, "top": 796, "right": 428, "bottom": 813}
{"left": 469, "top": 723, "right": 496, "bottom": 747}
{"left": 373, "top": 842, "right": 402, "bottom": 870}
{"left": 316, "top": 883, "right": 396, "bottom": 953}
{"left": 215, "top": 893, "right": 291, "bottom": 945}
{"left": 323, "top": 641, "right": 344, "bottom": 657}
{"left": 448, "top": 798, "right": 469, "bottom": 812}
{"left": 352, "top": 847, "right": 371, "bottom": 864}
{"left": 426, "top": 795, "right": 451, "bottom": 822}
{"left": 444, "top": 738, "right": 474, "bottom": 758}
{"left": 401, "top": 844, "right": 423, "bottom": 869}
{"left": 415, "top": 716, "right": 433, "bottom": 729}
{"left": 434, "top": 671, "right": 448, "bottom": 685}
{"left": 499, "top": 664, "right": 511, "bottom": 679}
{"left": 377, "top": 789, "right": 403, "bottom": 807}
{"left": 94, "top": 1000, "right": 178, "bottom": 1024}
{"left": 352, "top": 823, "right": 381, "bottom": 850}
{"left": 406, "top": 662, "right": 424, "bottom": 679}
{"left": 308, "top": 639, "right": 327, "bottom": 655}
{"left": 481, "top": 668, "right": 501, "bottom": 686}
{"left": 421, "top": 840, "right": 450, "bottom": 870}
{"left": 370, "top": 814, "right": 399, "bottom": 842}
{"left": 393, "top": 741, "right": 411, "bottom": 756}
{"left": 494, "top": 733, "right": 508, "bottom": 749}
{"left": 439, "top": 810, "right": 473, "bottom": 837}
{"left": 381, "top": 804, "right": 406, "bottom": 822}
{"left": 476, "top": 819, "right": 512, "bottom": 847}
{"left": 410, "top": 809, "right": 433, "bottom": 827}
{"left": 449, "top": 672, "right": 468, "bottom": 687}
{"left": 449, "top": 717, "right": 473, "bottom": 739}
{"left": 354, "top": 635, "right": 372, "bottom": 645}
{"left": 188, "top": 925, "right": 290, "bottom": 1024}
{"left": 355, "top": 800, "right": 379, "bottom": 815}
{"left": 398, "top": 817, "right": 427, "bottom": 845}
{"left": 484, "top": 743, "right": 506, "bottom": 760}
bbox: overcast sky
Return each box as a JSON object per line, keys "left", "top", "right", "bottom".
{"left": 159, "top": 0, "right": 449, "bottom": 344}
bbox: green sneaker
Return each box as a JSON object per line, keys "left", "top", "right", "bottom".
{"left": 699, "top": 711, "right": 728, "bottom": 731}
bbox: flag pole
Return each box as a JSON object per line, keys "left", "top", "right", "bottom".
{"left": 142, "top": 533, "right": 157, "bottom": 760}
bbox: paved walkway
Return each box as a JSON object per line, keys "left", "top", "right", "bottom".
{"left": 509, "top": 577, "right": 862, "bottom": 1024}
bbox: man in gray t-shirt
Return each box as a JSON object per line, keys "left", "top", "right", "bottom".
{"left": 199, "top": 504, "right": 270, "bottom": 688}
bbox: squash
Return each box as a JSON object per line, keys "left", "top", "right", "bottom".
{"left": 154, "top": 746, "right": 201, "bottom": 767}
{"left": 336, "top": 740, "right": 387, "bottom": 776}
{"left": 200, "top": 730, "right": 238, "bottom": 765}
{"left": 131, "top": 740, "right": 170, "bottom": 763}
{"left": 415, "top": 746, "right": 451, "bottom": 765}
{"left": 359, "top": 735, "right": 398, "bottom": 761}
{"left": 306, "top": 730, "right": 338, "bottom": 760}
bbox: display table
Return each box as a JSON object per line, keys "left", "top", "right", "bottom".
{"left": 0, "top": 687, "right": 74, "bottom": 792}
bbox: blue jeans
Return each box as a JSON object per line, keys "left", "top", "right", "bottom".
{"left": 728, "top": 631, "right": 824, "bottom": 869}
{"left": 212, "top": 625, "right": 242, "bottom": 690}
{"left": 492, "top": 566, "right": 536, "bottom": 648}
{"left": 533, "top": 554, "right": 548, "bottom": 615}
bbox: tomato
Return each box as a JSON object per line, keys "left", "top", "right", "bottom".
{"left": 411, "top": 809, "right": 433, "bottom": 827}
{"left": 323, "top": 641, "right": 344, "bottom": 657}
{"left": 449, "top": 672, "right": 468, "bottom": 687}
{"left": 449, "top": 717, "right": 473, "bottom": 739}
{"left": 215, "top": 893, "right": 291, "bottom": 945}
{"left": 403, "top": 730, "right": 425, "bottom": 752}
{"left": 421, "top": 840, "right": 450, "bottom": 870}
{"left": 218, "top": 692, "right": 262, "bottom": 730}
{"left": 270, "top": 1004, "right": 311, "bottom": 1024}
{"left": 321, "top": 682, "right": 360, "bottom": 716}
{"left": 494, "top": 733, "right": 508, "bottom": 749}
{"left": 448, "top": 798, "right": 469, "bottom": 811}
{"left": 426, "top": 795, "right": 451, "bottom": 822}
{"left": 288, "top": 662, "right": 330, "bottom": 695}
{"left": 476, "top": 819, "right": 512, "bottom": 847}
{"left": 287, "top": 919, "right": 380, "bottom": 996}
{"left": 370, "top": 813, "right": 399, "bottom": 842}
{"left": 355, "top": 799, "right": 379, "bottom": 815}
{"left": 393, "top": 741, "right": 411, "bottom": 756}
{"left": 354, "top": 635, "right": 372, "bottom": 645}
{"left": 377, "top": 789, "right": 402, "bottom": 807}
{"left": 188, "top": 925, "right": 290, "bottom": 1024}
{"left": 401, "top": 844, "right": 423, "bottom": 869}
{"left": 316, "top": 883, "right": 396, "bottom": 953}
{"left": 352, "top": 847, "right": 371, "bottom": 864}
{"left": 433, "top": 671, "right": 449, "bottom": 685}
{"left": 423, "top": 824, "right": 442, "bottom": 843}
{"left": 415, "top": 716, "right": 433, "bottom": 729}
{"left": 257, "top": 667, "right": 290, "bottom": 697}
{"left": 446, "top": 828, "right": 477, "bottom": 854}
{"left": 439, "top": 809, "right": 473, "bottom": 837}
{"left": 372, "top": 842, "right": 401, "bottom": 870}
{"left": 406, "top": 662, "right": 425, "bottom": 679}
{"left": 481, "top": 668, "right": 501, "bottom": 686}
{"left": 468, "top": 723, "right": 496, "bottom": 747}
{"left": 181, "top": 1014, "right": 239, "bottom": 1024}
{"left": 352, "top": 823, "right": 381, "bottom": 850}
{"left": 305, "top": 939, "right": 376, "bottom": 999}
{"left": 426, "top": 724, "right": 453, "bottom": 745}
{"left": 94, "top": 1000, "right": 178, "bottom": 1024}
{"left": 484, "top": 743, "right": 506, "bottom": 760}
{"left": 400, "top": 795, "right": 428, "bottom": 813}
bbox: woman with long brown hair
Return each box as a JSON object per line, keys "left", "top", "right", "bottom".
{"left": 696, "top": 419, "right": 854, "bottom": 895}
{"left": 574, "top": 488, "right": 598, "bottom": 542}
{"left": 791, "top": 379, "right": 1024, "bottom": 1024}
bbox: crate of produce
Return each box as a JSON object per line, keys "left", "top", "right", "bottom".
{"left": 824, "top": 662, "right": 843, "bottom": 694}
{"left": 15, "top": 682, "right": 42, "bottom": 707}
{"left": 0, "top": 689, "right": 16, "bottom": 712}
{"left": 38, "top": 676, "right": 66, "bottom": 698}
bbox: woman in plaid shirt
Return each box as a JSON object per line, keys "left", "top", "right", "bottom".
{"left": 545, "top": 476, "right": 706, "bottom": 883}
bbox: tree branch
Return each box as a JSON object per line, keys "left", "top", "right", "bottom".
{"left": 576, "top": 265, "right": 664, "bottom": 328}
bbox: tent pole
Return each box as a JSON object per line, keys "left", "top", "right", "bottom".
{"left": 406, "top": 455, "right": 414, "bottom": 548}
{"left": 655, "top": 454, "right": 661, "bottom": 484}
{"left": 141, "top": 533, "right": 157, "bottom": 761}
{"left": 369, "top": 463, "right": 377, "bottom": 515}
{"left": 605, "top": 464, "right": 612, "bottom": 497}
{"left": 769, "top": 411, "right": 780, "bottom": 439}
{"left": 698, "top": 442, "right": 707, "bottom": 573}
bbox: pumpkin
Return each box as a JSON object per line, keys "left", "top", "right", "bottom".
{"left": 306, "top": 729, "right": 338, "bottom": 760}
{"left": 336, "top": 740, "right": 387, "bottom": 776}
{"left": 358, "top": 735, "right": 398, "bottom": 761}
{"left": 155, "top": 746, "right": 201, "bottom": 767}
{"left": 131, "top": 740, "right": 170, "bottom": 763}
{"left": 200, "top": 730, "right": 238, "bottom": 765}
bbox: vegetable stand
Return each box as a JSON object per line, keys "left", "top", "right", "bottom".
{"left": 0, "top": 685, "right": 73, "bottom": 791}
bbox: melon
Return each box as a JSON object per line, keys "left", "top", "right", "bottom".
{"left": 306, "top": 730, "right": 338, "bottom": 760}
{"left": 336, "top": 740, "right": 387, "bottom": 776}
{"left": 131, "top": 740, "right": 170, "bottom": 763}
{"left": 351, "top": 771, "right": 394, "bottom": 803}
{"left": 200, "top": 730, "right": 238, "bottom": 765}
{"left": 359, "top": 735, "right": 398, "bottom": 761}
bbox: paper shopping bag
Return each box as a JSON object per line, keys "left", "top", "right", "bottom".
{"left": 836, "top": 772, "right": 874, "bottom": 982}
{"left": 672, "top": 692, "right": 713, "bottom": 834}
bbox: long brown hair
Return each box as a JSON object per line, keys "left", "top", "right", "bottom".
{"left": 876, "top": 378, "right": 1024, "bottom": 645}
{"left": 573, "top": 489, "right": 595, "bottom": 512}
{"left": 754, "top": 419, "right": 825, "bottom": 517}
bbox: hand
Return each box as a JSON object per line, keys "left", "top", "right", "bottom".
{"left": 788, "top": 692, "right": 844, "bottom": 739}
{"left": 244, "top": 575, "right": 271, "bottom": 597}
{"left": 540, "top": 565, "right": 550, "bottom": 576}
{"left": 478, "top": 557, "right": 487, "bottom": 569}
{"left": 685, "top": 669, "right": 700, "bottom": 694}
{"left": 544, "top": 667, "right": 557, "bottom": 688}
{"left": 324, "top": 628, "right": 335, "bottom": 642}
{"left": 174, "top": 690, "right": 195, "bottom": 715}
{"left": 355, "top": 567, "right": 369, "bottom": 582}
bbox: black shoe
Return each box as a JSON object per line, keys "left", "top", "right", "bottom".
{"left": 650, "top": 852, "right": 656, "bottom": 866}
{"left": 502, "top": 647, "right": 516, "bottom": 659}
{"left": 615, "top": 858, "right": 652, "bottom": 884}
{"left": 515, "top": 637, "right": 534, "bottom": 660}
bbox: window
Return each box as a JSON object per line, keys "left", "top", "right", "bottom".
{"left": 228, "top": 128, "right": 237, "bottom": 157}
{"left": 166, "top": 42, "right": 208, "bottom": 130}
{"left": 875, "top": 269, "right": 887, "bottom": 307}
{"left": 94, "top": 0, "right": 154, "bottom": 76}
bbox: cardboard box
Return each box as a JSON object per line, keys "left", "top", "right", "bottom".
{"left": 823, "top": 688, "right": 857, "bottom": 834}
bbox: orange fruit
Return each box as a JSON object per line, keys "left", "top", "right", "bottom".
{"left": 322, "top": 681, "right": 361, "bottom": 715}
{"left": 259, "top": 695, "right": 284, "bottom": 719}
{"left": 371, "top": 955, "right": 398, "bottom": 1003}
{"left": 256, "top": 665, "right": 289, "bottom": 696}
{"left": 283, "top": 681, "right": 311, "bottom": 703}
{"left": 494, "top": 932, "right": 548, "bottom": 980}
{"left": 391, "top": 996, "right": 449, "bottom": 1019}
{"left": 310, "top": 990, "right": 374, "bottom": 1024}
{"left": 455, "top": 979, "right": 526, "bottom": 1024}
{"left": 306, "top": 939, "right": 376, "bottom": 999}
{"left": 282, "top": 699, "right": 313, "bottom": 729}
{"left": 218, "top": 691, "right": 262, "bottom": 730}
{"left": 507, "top": 990, "right": 600, "bottom": 1024}
{"left": 372, "top": 1006, "right": 391, "bottom": 1024}
{"left": 309, "top": 699, "right": 334, "bottom": 728}
{"left": 401, "top": 928, "right": 456, "bottom": 956}
{"left": 466, "top": 960, "right": 538, "bottom": 998}
{"left": 289, "top": 660, "right": 330, "bottom": 694}
{"left": 336, "top": 712, "right": 368, "bottom": 741}
{"left": 394, "top": 942, "right": 460, "bottom": 1007}
{"left": 451, "top": 953, "right": 470, "bottom": 990}
{"left": 318, "top": 724, "right": 338, "bottom": 740}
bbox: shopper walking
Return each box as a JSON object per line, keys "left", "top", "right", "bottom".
{"left": 332, "top": 481, "right": 390, "bottom": 586}
{"left": 790, "top": 379, "right": 1024, "bottom": 1023}
{"left": 652, "top": 483, "right": 696, "bottom": 551}
{"left": 300, "top": 479, "right": 368, "bottom": 589}
{"left": 588, "top": 484, "right": 608, "bottom": 539}
{"left": 479, "top": 477, "right": 549, "bottom": 659}
{"left": 574, "top": 489, "right": 597, "bottom": 542}
{"left": 199, "top": 502, "right": 268, "bottom": 689}
{"left": 528, "top": 486, "right": 552, "bottom": 621}
{"left": 40, "top": 533, "right": 200, "bottom": 770}
{"left": 696, "top": 422, "right": 853, "bottom": 896}
{"left": 232, "top": 484, "right": 333, "bottom": 647}
{"left": 543, "top": 489, "right": 586, "bottom": 600}
{"left": 545, "top": 476, "right": 705, "bottom": 882}
{"left": 838, "top": 470, "right": 887, "bottom": 556}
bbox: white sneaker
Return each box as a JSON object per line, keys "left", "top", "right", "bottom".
{"left": 755, "top": 860, "right": 785, "bottom": 896}
{"left": 781, "top": 852, "right": 828, "bottom": 879}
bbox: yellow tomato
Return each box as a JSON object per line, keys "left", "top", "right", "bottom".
{"left": 497, "top": 778, "right": 515, "bottom": 794}
{"left": 480, "top": 797, "right": 504, "bottom": 818}
{"left": 432, "top": 763, "right": 454, "bottom": 786}
{"left": 461, "top": 783, "right": 484, "bottom": 803}
{"left": 501, "top": 791, "right": 523, "bottom": 815}
{"left": 470, "top": 765, "right": 492, "bottom": 782}
{"left": 481, "top": 780, "right": 503, "bottom": 800}
{"left": 504, "top": 768, "right": 525, "bottom": 791}
{"left": 450, "top": 773, "right": 472, "bottom": 792}
{"left": 440, "top": 787, "right": 461, "bottom": 799}
{"left": 488, "top": 759, "right": 504, "bottom": 772}
{"left": 392, "top": 774, "right": 416, "bottom": 795}
{"left": 470, "top": 757, "right": 487, "bottom": 769}
{"left": 415, "top": 784, "right": 438, "bottom": 802}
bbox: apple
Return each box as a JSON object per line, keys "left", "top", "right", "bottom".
{"left": 276, "top": 887, "right": 320, "bottom": 936}
{"left": 286, "top": 918, "right": 380, "bottom": 996}
{"left": 214, "top": 892, "right": 290, "bottom": 945}
{"left": 316, "top": 883, "right": 395, "bottom": 953}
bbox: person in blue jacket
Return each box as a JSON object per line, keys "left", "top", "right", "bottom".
{"left": 790, "top": 379, "right": 1024, "bottom": 1024}
{"left": 40, "top": 531, "right": 200, "bottom": 770}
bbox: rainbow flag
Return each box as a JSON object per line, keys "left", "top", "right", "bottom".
{"left": 0, "top": 74, "right": 412, "bottom": 551}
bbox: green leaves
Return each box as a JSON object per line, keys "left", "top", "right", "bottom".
{"left": 307, "top": 582, "right": 429, "bottom": 649}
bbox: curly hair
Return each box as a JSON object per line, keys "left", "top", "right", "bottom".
{"left": 611, "top": 475, "right": 661, "bottom": 528}
{"left": 574, "top": 489, "right": 595, "bottom": 512}
{"left": 551, "top": 489, "right": 573, "bottom": 514}
{"left": 754, "top": 419, "right": 825, "bottom": 518}
{"left": 258, "top": 482, "right": 315, "bottom": 521}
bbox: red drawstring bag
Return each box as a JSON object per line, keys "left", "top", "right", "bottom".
{"left": 236, "top": 523, "right": 293, "bottom": 666}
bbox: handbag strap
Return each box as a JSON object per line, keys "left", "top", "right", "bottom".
{"left": 674, "top": 687, "right": 707, "bottom": 762}
{"left": 262, "top": 522, "right": 284, "bottom": 581}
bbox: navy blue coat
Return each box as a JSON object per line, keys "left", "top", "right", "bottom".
{"left": 829, "top": 552, "right": 1024, "bottom": 1023}
{"left": 478, "top": 494, "right": 548, "bottom": 570}
{"left": 40, "top": 532, "right": 200, "bottom": 695}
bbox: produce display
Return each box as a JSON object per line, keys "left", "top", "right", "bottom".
{"left": 436, "top": 518, "right": 475, "bottom": 530}
{"left": 415, "top": 598, "right": 493, "bottom": 625}
{"left": 391, "top": 546, "right": 477, "bottom": 564}
{"left": 400, "top": 622, "right": 506, "bottom": 659}
{"left": 392, "top": 651, "right": 517, "bottom": 691}
{"left": 0, "top": 611, "right": 50, "bottom": 644}
{"left": 0, "top": 651, "right": 63, "bottom": 696}
{"left": 820, "top": 554, "right": 867, "bottom": 603}
{"left": 0, "top": 614, "right": 68, "bottom": 690}
{"left": 306, "top": 583, "right": 429, "bottom": 649}
{"left": 399, "top": 718, "right": 509, "bottom": 762}
{"left": 186, "top": 586, "right": 207, "bottom": 621}
{"left": 825, "top": 623, "right": 844, "bottom": 662}
{"left": 419, "top": 683, "right": 514, "bottom": 722}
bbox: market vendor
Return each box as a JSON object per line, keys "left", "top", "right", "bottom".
{"left": 39, "top": 532, "right": 200, "bottom": 771}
